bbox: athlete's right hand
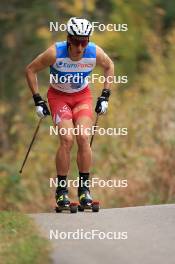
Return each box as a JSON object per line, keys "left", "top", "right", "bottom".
{"left": 33, "top": 93, "right": 50, "bottom": 118}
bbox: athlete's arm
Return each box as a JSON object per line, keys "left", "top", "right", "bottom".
{"left": 96, "top": 45, "right": 114, "bottom": 90}
{"left": 25, "top": 45, "right": 56, "bottom": 118}
{"left": 25, "top": 45, "right": 56, "bottom": 95}
{"left": 94, "top": 46, "right": 114, "bottom": 114}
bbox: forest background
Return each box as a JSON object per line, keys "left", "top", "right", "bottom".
{"left": 1, "top": 0, "right": 175, "bottom": 212}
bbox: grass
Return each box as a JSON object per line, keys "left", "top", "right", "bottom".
{"left": 0, "top": 211, "right": 51, "bottom": 264}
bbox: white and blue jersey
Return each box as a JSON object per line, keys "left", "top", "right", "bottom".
{"left": 50, "top": 41, "right": 96, "bottom": 93}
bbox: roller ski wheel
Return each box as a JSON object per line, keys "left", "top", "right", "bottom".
{"left": 78, "top": 201, "right": 100, "bottom": 213}
{"left": 92, "top": 201, "right": 100, "bottom": 212}
{"left": 55, "top": 202, "right": 78, "bottom": 213}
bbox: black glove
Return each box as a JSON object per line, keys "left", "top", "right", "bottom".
{"left": 33, "top": 93, "right": 50, "bottom": 117}
{"left": 95, "top": 88, "right": 111, "bottom": 114}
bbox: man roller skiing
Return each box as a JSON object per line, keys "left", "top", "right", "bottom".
{"left": 25, "top": 17, "right": 114, "bottom": 208}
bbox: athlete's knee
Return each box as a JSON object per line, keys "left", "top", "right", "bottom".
{"left": 76, "top": 133, "right": 89, "bottom": 148}
{"left": 60, "top": 134, "right": 74, "bottom": 150}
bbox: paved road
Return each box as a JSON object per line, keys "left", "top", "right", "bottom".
{"left": 30, "top": 204, "right": 175, "bottom": 264}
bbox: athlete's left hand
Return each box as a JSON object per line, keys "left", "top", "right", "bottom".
{"left": 95, "top": 88, "right": 111, "bottom": 114}
{"left": 95, "top": 97, "right": 108, "bottom": 114}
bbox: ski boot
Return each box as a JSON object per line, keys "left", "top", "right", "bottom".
{"left": 55, "top": 190, "right": 78, "bottom": 214}
{"left": 78, "top": 188, "right": 99, "bottom": 212}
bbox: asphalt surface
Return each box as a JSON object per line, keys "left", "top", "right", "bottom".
{"left": 30, "top": 204, "right": 175, "bottom": 264}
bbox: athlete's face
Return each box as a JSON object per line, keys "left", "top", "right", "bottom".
{"left": 68, "top": 35, "right": 89, "bottom": 57}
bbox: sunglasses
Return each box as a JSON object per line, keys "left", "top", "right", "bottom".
{"left": 69, "top": 36, "right": 89, "bottom": 47}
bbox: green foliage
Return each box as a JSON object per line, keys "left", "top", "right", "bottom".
{"left": 0, "top": 211, "right": 51, "bottom": 264}
{"left": 153, "top": 0, "right": 175, "bottom": 29}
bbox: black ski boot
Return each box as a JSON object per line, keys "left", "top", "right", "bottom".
{"left": 78, "top": 172, "right": 92, "bottom": 205}
{"left": 77, "top": 172, "right": 100, "bottom": 212}
{"left": 78, "top": 187, "right": 99, "bottom": 212}
{"left": 78, "top": 187, "right": 92, "bottom": 206}
{"left": 55, "top": 176, "right": 70, "bottom": 207}
{"left": 55, "top": 175, "right": 78, "bottom": 213}
{"left": 55, "top": 189, "right": 70, "bottom": 207}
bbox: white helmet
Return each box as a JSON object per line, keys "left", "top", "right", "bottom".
{"left": 67, "top": 17, "right": 92, "bottom": 36}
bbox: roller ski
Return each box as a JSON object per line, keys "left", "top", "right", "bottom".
{"left": 55, "top": 190, "right": 78, "bottom": 214}
{"left": 78, "top": 188, "right": 99, "bottom": 212}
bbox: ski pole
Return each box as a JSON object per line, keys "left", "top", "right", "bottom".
{"left": 90, "top": 114, "right": 100, "bottom": 147}
{"left": 19, "top": 117, "right": 43, "bottom": 174}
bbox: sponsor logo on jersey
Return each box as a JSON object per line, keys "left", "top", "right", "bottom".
{"left": 57, "top": 62, "right": 93, "bottom": 69}
{"left": 57, "top": 61, "right": 64, "bottom": 67}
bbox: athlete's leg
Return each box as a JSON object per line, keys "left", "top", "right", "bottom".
{"left": 54, "top": 119, "right": 74, "bottom": 206}
{"left": 72, "top": 88, "right": 93, "bottom": 173}
{"left": 47, "top": 87, "right": 74, "bottom": 175}
{"left": 74, "top": 115, "right": 93, "bottom": 173}
{"left": 71, "top": 88, "right": 94, "bottom": 203}
{"left": 55, "top": 119, "right": 74, "bottom": 175}
{"left": 74, "top": 115, "right": 93, "bottom": 203}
